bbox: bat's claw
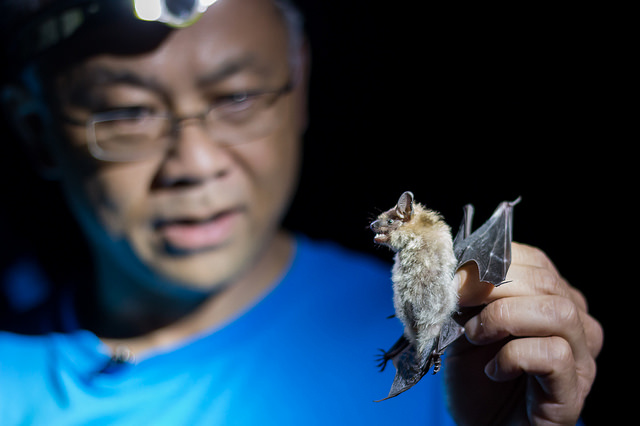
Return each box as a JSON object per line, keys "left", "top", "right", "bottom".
{"left": 376, "top": 335, "right": 411, "bottom": 373}
{"left": 431, "top": 353, "right": 442, "bottom": 375}
{"left": 376, "top": 349, "right": 391, "bottom": 372}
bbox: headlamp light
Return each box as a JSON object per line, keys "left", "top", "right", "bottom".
{"left": 134, "top": 0, "right": 219, "bottom": 28}
{"left": 6, "top": 0, "right": 220, "bottom": 74}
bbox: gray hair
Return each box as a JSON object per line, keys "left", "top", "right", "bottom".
{"left": 273, "top": 0, "right": 305, "bottom": 73}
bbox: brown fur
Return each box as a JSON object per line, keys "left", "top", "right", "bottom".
{"left": 370, "top": 192, "right": 458, "bottom": 355}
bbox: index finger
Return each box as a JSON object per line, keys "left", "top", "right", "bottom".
{"left": 455, "top": 262, "right": 495, "bottom": 307}
{"left": 457, "top": 242, "right": 565, "bottom": 306}
{"left": 511, "top": 242, "right": 558, "bottom": 272}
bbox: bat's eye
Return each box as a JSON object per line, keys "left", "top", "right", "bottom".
{"left": 387, "top": 219, "right": 394, "bottom": 225}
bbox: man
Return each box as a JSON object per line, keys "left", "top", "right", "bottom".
{"left": 0, "top": 0, "right": 602, "bottom": 424}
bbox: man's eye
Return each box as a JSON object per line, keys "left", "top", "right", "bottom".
{"left": 103, "top": 106, "right": 155, "bottom": 118}
{"left": 214, "top": 92, "right": 259, "bottom": 114}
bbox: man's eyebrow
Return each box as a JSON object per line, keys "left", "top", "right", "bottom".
{"left": 62, "top": 54, "right": 266, "bottom": 106}
{"left": 62, "top": 66, "right": 169, "bottom": 108}
{"left": 195, "top": 54, "right": 266, "bottom": 87}
{"left": 83, "top": 67, "right": 166, "bottom": 93}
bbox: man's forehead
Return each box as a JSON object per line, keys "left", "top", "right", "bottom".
{"left": 67, "top": 52, "right": 267, "bottom": 91}
{"left": 160, "top": 1, "right": 288, "bottom": 74}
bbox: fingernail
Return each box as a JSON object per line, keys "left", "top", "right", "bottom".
{"left": 484, "top": 358, "right": 498, "bottom": 379}
{"left": 465, "top": 315, "right": 482, "bottom": 340}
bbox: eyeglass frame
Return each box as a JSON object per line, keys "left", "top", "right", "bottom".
{"left": 61, "top": 78, "right": 294, "bottom": 162}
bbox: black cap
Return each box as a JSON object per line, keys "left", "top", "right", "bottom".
{"left": 2, "top": 0, "right": 209, "bottom": 79}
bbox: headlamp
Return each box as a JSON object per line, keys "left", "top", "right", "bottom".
{"left": 6, "top": 0, "right": 220, "bottom": 74}
{"left": 134, "top": 0, "right": 219, "bottom": 28}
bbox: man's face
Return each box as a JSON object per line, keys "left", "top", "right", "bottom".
{"left": 48, "top": 0, "right": 304, "bottom": 290}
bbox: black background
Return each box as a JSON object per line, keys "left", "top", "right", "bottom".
{"left": 0, "top": 1, "right": 630, "bottom": 423}
{"left": 285, "top": 1, "right": 629, "bottom": 423}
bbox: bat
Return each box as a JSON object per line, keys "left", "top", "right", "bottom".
{"left": 370, "top": 191, "right": 520, "bottom": 401}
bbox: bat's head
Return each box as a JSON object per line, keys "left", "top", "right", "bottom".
{"left": 370, "top": 191, "right": 414, "bottom": 248}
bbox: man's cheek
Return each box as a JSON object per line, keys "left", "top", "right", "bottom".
{"left": 249, "top": 134, "right": 299, "bottom": 195}
{"left": 82, "top": 171, "right": 150, "bottom": 240}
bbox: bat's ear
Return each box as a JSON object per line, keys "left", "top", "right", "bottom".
{"left": 396, "top": 191, "right": 414, "bottom": 221}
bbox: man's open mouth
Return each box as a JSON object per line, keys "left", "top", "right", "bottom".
{"left": 154, "top": 208, "right": 245, "bottom": 253}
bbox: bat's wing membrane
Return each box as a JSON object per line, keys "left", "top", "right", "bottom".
{"left": 436, "top": 316, "right": 465, "bottom": 353}
{"left": 375, "top": 338, "right": 430, "bottom": 401}
{"left": 376, "top": 317, "right": 464, "bottom": 401}
{"left": 454, "top": 198, "right": 520, "bottom": 286}
{"left": 453, "top": 204, "right": 474, "bottom": 243}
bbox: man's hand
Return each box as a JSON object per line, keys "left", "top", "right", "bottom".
{"left": 446, "top": 243, "right": 603, "bottom": 425}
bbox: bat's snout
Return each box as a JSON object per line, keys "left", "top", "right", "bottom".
{"left": 370, "top": 220, "right": 390, "bottom": 244}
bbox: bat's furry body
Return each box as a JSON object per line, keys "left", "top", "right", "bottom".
{"left": 370, "top": 191, "right": 519, "bottom": 400}
{"left": 371, "top": 192, "right": 458, "bottom": 356}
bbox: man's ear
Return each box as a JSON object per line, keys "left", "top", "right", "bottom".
{"left": 396, "top": 191, "right": 414, "bottom": 221}
{"left": 1, "top": 84, "right": 60, "bottom": 179}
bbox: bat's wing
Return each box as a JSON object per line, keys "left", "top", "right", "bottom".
{"left": 376, "top": 198, "right": 519, "bottom": 401}
{"left": 453, "top": 203, "right": 474, "bottom": 243}
{"left": 436, "top": 316, "right": 466, "bottom": 354}
{"left": 375, "top": 318, "right": 464, "bottom": 401}
{"left": 454, "top": 197, "right": 521, "bottom": 286}
{"left": 375, "top": 337, "right": 429, "bottom": 401}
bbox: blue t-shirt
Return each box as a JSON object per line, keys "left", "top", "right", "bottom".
{"left": 0, "top": 236, "right": 457, "bottom": 425}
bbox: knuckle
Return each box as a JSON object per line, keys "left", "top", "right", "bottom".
{"left": 531, "top": 267, "right": 562, "bottom": 295}
{"left": 575, "top": 356, "right": 597, "bottom": 405}
{"left": 589, "top": 317, "right": 605, "bottom": 357}
{"left": 502, "top": 339, "right": 525, "bottom": 361}
{"left": 516, "top": 243, "right": 554, "bottom": 269}
{"left": 570, "top": 286, "right": 589, "bottom": 311}
{"left": 530, "top": 245, "right": 550, "bottom": 264}
{"left": 581, "top": 355, "right": 598, "bottom": 384}
{"left": 542, "top": 296, "right": 580, "bottom": 326}
{"left": 469, "top": 300, "right": 513, "bottom": 342}
{"left": 483, "top": 297, "right": 511, "bottom": 324}
{"left": 496, "top": 340, "right": 518, "bottom": 365}
{"left": 546, "top": 336, "right": 574, "bottom": 369}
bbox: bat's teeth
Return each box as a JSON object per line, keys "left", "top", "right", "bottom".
{"left": 374, "top": 234, "right": 388, "bottom": 244}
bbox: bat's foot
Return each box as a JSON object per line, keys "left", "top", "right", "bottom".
{"left": 431, "top": 354, "right": 442, "bottom": 374}
{"left": 376, "top": 349, "right": 392, "bottom": 372}
{"left": 376, "top": 335, "right": 411, "bottom": 372}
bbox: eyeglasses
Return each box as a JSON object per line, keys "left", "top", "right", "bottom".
{"left": 65, "top": 79, "right": 293, "bottom": 162}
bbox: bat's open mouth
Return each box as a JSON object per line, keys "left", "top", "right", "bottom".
{"left": 374, "top": 233, "right": 389, "bottom": 244}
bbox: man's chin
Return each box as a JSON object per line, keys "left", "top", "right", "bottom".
{"left": 141, "top": 240, "right": 251, "bottom": 293}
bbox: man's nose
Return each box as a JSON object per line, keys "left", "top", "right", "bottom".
{"left": 155, "top": 121, "right": 232, "bottom": 187}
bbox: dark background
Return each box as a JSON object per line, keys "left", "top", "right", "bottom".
{"left": 0, "top": 1, "right": 630, "bottom": 423}
{"left": 285, "top": 1, "right": 628, "bottom": 423}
